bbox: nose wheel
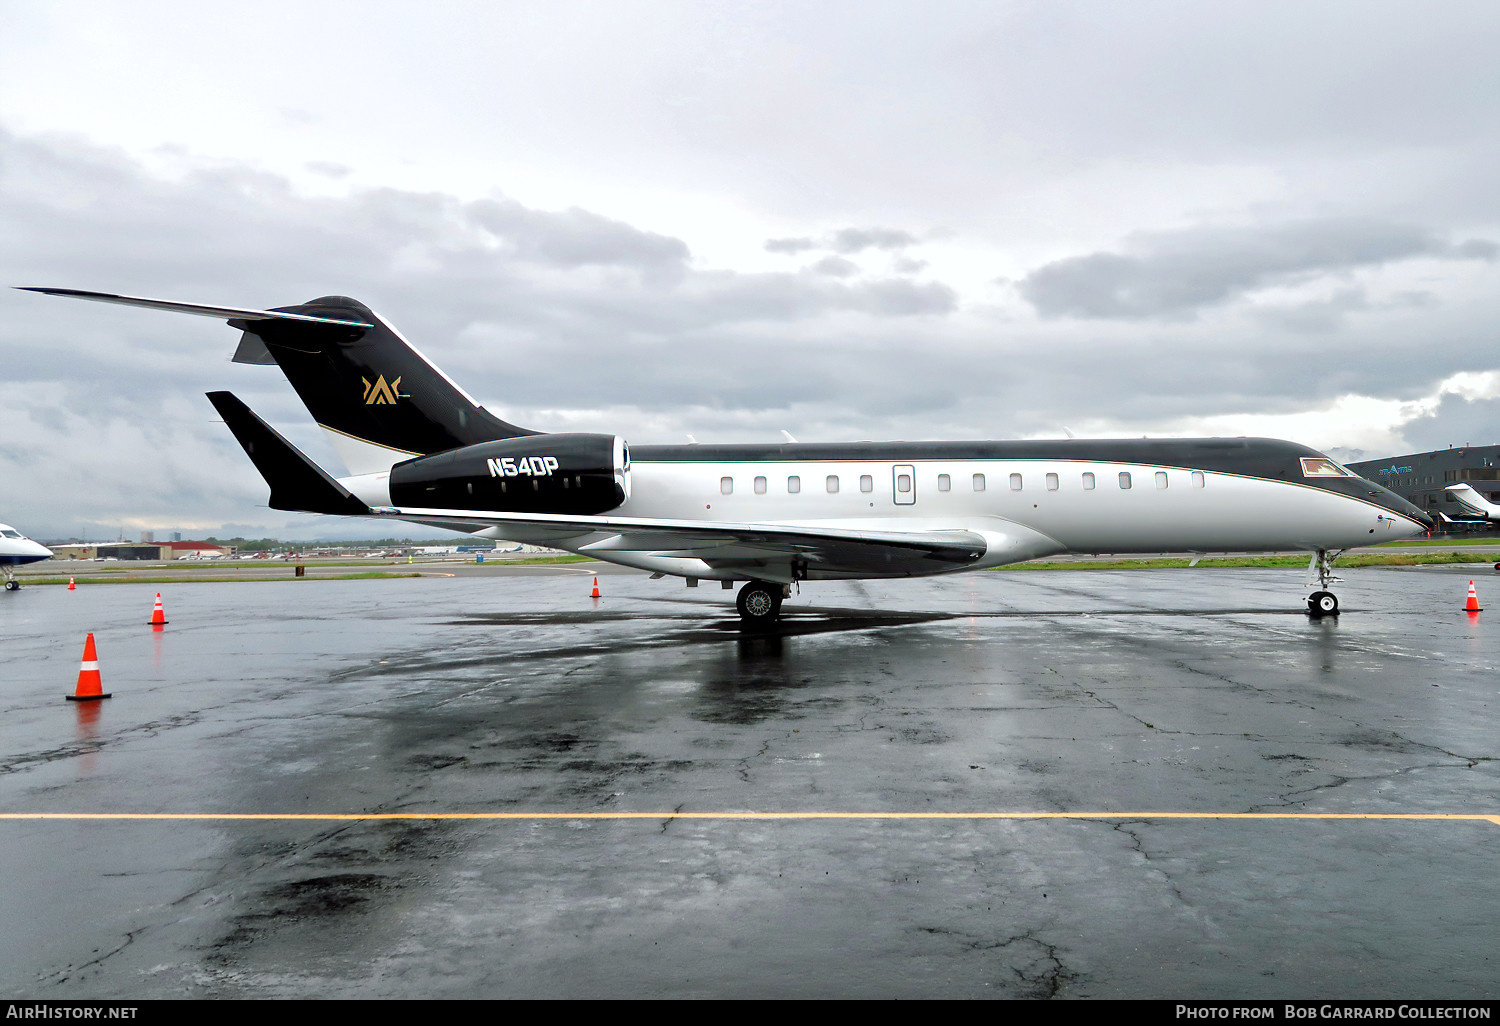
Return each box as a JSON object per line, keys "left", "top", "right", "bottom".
{"left": 1308, "top": 590, "right": 1339, "bottom": 617}
{"left": 2, "top": 568, "right": 17, "bottom": 592}
{"left": 736, "top": 580, "right": 784, "bottom": 625}
{"left": 1305, "top": 549, "right": 1343, "bottom": 618}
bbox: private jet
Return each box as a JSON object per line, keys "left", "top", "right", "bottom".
{"left": 1446, "top": 484, "right": 1500, "bottom": 521}
{"left": 0, "top": 523, "right": 52, "bottom": 591}
{"left": 20, "top": 288, "right": 1433, "bottom": 622}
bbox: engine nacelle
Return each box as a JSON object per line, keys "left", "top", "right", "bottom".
{"left": 389, "top": 433, "right": 630, "bottom": 514}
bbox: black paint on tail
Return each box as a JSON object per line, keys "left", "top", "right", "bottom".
{"left": 206, "top": 391, "right": 370, "bottom": 515}
{"left": 231, "top": 296, "right": 536, "bottom": 456}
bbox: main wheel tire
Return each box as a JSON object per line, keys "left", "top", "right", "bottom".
{"left": 736, "top": 581, "right": 782, "bottom": 624}
{"left": 1308, "top": 590, "right": 1339, "bottom": 617}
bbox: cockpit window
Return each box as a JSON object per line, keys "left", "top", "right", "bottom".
{"left": 0, "top": 530, "right": 20, "bottom": 539}
{"left": 1300, "top": 458, "right": 1352, "bottom": 478}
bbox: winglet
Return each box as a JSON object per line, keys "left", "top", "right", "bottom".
{"left": 206, "top": 391, "right": 370, "bottom": 515}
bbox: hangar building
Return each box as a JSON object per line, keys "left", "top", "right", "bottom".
{"left": 1346, "top": 446, "right": 1500, "bottom": 521}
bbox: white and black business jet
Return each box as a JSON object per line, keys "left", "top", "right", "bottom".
{"left": 20, "top": 288, "right": 1433, "bottom": 622}
{"left": 1445, "top": 484, "right": 1500, "bottom": 522}
{"left": 0, "top": 523, "right": 52, "bottom": 591}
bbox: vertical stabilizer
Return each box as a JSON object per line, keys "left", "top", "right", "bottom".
{"left": 230, "top": 296, "right": 536, "bottom": 474}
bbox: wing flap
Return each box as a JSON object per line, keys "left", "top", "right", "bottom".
{"left": 380, "top": 505, "right": 989, "bottom": 577}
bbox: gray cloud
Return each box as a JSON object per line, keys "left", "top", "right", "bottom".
{"left": 829, "top": 227, "right": 919, "bottom": 253}
{"left": 811, "top": 255, "right": 859, "bottom": 278}
{"left": 765, "top": 227, "right": 921, "bottom": 258}
{"left": 466, "top": 197, "right": 690, "bottom": 273}
{"left": 1019, "top": 218, "right": 1497, "bottom": 320}
{"left": 765, "top": 237, "right": 817, "bottom": 254}
{"left": 304, "top": 160, "right": 351, "bottom": 179}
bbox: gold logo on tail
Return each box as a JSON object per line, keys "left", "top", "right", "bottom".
{"left": 362, "top": 375, "right": 404, "bottom": 405}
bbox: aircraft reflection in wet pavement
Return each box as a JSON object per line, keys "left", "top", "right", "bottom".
{"left": 0, "top": 523, "right": 51, "bottom": 591}
{"left": 23, "top": 288, "right": 1433, "bottom": 623}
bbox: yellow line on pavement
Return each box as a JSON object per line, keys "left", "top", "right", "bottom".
{"left": 2, "top": 811, "right": 1498, "bottom": 824}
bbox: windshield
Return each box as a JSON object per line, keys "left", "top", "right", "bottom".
{"left": 1300, "top": 457, "right": 1354, "bottom": 478}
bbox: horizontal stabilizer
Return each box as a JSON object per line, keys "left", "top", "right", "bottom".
{"left": 206, "top": 391, "right": 370, "bottom": 516}
{"left": 15, "top": 287, "right": 373, "bottom": 328}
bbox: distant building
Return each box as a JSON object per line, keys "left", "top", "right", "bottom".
{"left": 1346, "top": 445, "right": 1500, "bottom": 519}
{"left": 49, "top": 541, "right": 236, "bottom": 561}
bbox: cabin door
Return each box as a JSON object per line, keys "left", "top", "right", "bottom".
{"left": 893, "top": 464, "right": 916, "bottom": 505}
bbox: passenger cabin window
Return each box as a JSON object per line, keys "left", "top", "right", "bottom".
{"left": 754, "top": 476, "right": 767, "bottom": 495}
{"left": 1119, "top": 472, "right": 1132, "bottom": 489}
{"left": 1155, "top": 471, "right": 1168, "bottom": 489}
{"left": 860, "top": 474, "right": 874, "bottom": 493}
{"left": 937, "top": 474, "right": 951, "bottom": 492}
{"left": 1192, "top": 472, "right": 1205, "bottom": 488}
{"left": 1045, "top": 472, "right": 1059, "bottom": 491}
{"left": 788, "top": 475, "right": 801, "bottom": 494}
{"left": 826, "top": 475, "right": 839, "bottom": 493}
{"left": 720, "top": 476, "right": 733, "bottom": 495}
{"left": 1009, "top": 473, "right": 1023, "bottom": 491}
{"left": 1082, "top": 472, "right": 1095, "bottom": 490}
{"left": 896, "top": 473, "right": 912, "bottom": 494}
{"left": 973, "top": 473, "right": 986, "bottom": 492}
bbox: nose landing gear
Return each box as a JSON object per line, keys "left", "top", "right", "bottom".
{"left": 1306, "top": 549, "right": 1343, "bottom": 618}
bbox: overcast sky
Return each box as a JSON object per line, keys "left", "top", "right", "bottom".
{"left": 2, "top": 1, "right": 1498, "bottom": 540}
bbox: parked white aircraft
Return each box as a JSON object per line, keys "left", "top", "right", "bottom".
{"left": 21, "top": 288, "right": 1433, "bottom": 622}
{"left": 1445, "top": 484, "right": 1500, "bottom": 520}
{"left": 0, "top": 523, "right": 52, "bottom": 591}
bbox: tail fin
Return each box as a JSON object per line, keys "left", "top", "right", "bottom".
{"left": 233, "top": 296, "right": 535, "bottom": 474}
{"left": 18, "top": 288, "right": 536, "bottom": 475}
{"left": 206, "top": 391, "right": 371, "bottom": 516}
{"left": 1446, "top": 483, "right": 1500, "bottom": 519}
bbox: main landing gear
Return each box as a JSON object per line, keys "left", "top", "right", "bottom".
{"left": 1306, "top": 549, "right": 1343, "bottom": 618}
{"left": 736, "top": 579, "right": 786, "bottom": 626}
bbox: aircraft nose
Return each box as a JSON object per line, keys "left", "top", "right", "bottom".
{"left": 1371, "top": 490, "right": 1433, "bottom": 533}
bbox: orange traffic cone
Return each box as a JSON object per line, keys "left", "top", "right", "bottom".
{"left": 147, "top": 592, "right": 168, "bottom": 626}
{"left": 1465, "top": 581, "right": 1482, "bottom": 612}
{"left": 67, "top": 577, "right": 75, "bottom": 590}
{"left": 590, "top": 576, "right": 601, "bottom": 598}
{"left": 66, "top": 633, "right": 111, "bottom": 701}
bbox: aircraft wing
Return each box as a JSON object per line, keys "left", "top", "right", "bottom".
{"left": 387, "top": 507, "right": 993, "bottom": 580}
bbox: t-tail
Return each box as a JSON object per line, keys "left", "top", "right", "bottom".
{"left": 16, "top": 288, "right": 536, "bottom": 475}
{"left": 1445, "top": 483, "right": 1500, "bottom": 520}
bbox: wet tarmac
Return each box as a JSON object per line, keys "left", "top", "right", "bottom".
{"left": 1, "top": 565, "right": 1497, "bottom": 998}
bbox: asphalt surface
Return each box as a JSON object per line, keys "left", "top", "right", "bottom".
{"left": 1, "top": 565, "right": 1497, "bottom": 998}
